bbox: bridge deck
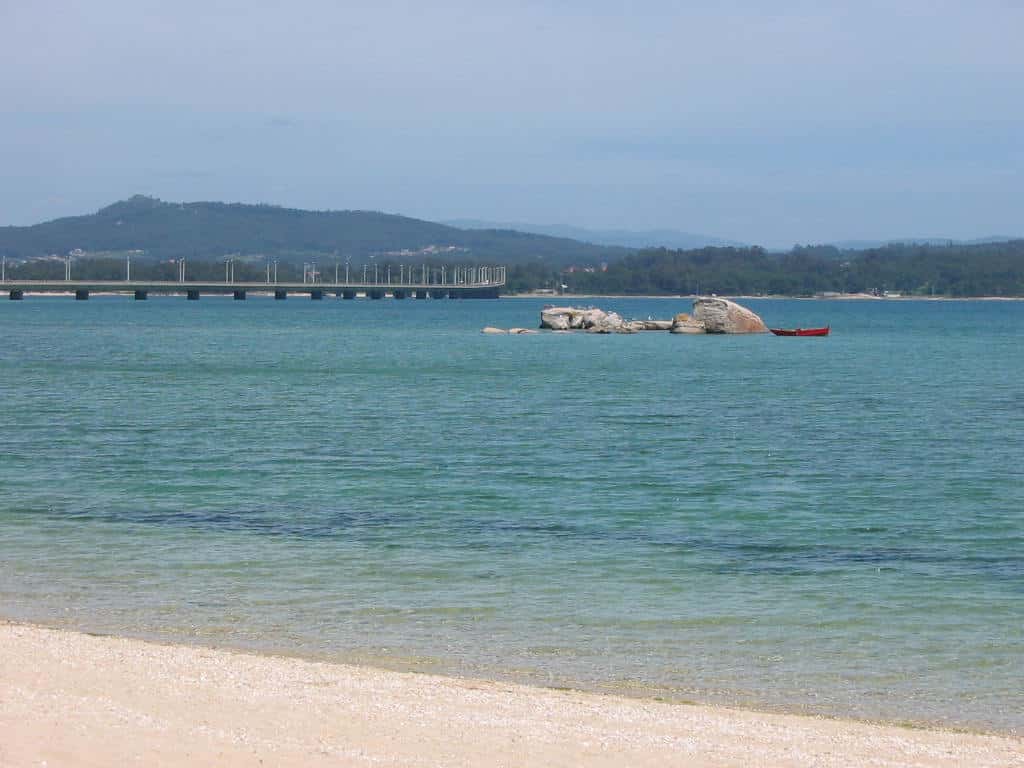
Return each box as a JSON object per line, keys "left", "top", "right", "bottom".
{"left": 1, "top": 280, "right": 502, "bottom": 291}
{"left": 1, "top": 280, "right": 504, "bottom": 297}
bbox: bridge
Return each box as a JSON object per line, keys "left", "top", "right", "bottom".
{"left": 0, "top": 266, "right": 506, "bottom": 301}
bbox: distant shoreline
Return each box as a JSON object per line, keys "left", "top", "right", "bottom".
{"left": 506, "top": 292, "right": 1024, "bottom": 301}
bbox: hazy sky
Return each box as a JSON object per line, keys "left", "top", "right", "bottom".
{"left": 1, "top": 0, "right": 1021, "bottom": 246}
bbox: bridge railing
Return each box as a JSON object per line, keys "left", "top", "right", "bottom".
{"left": 0, "top": 265, "right": 506, "bottom": 289}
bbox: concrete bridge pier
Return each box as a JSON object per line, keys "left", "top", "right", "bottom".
{"left": 274, "top": 289, "right": 287, "bottom": 300}
{"left": 310, "top": 290, "right": 323, "bottom": 300}
{"left": 187, "top": 290, "right": 200, "bottom": 301}
{"left": 431, "top": 290, "right": 447, "bottom": 299}
{"left": 134, "top": 290, "right": 148, "bottom": 300}
{"left": 415, "top": 289, "right": 427, "bottom": 299}
{"left": 393, "top": 290, "right": 406, "bottom": 299}
{"left": 75, "top": 289, "right": 89, "bottom": 300}
{"left": 448, "top": 289, "right": 460, "bottom": 299}
{"left": 342, "top": 289, "right": 356, "bottom": 300}
{"left": 9, "top": 289, "right": 23, "bottom": 300}
{"left": 368, "top": 289, "right": 384, "bottom": 300}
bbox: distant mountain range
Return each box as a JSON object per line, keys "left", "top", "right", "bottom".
{"left": 2, "top": 198, "right": 1018, "bottom": 270}
{"left": 447, "top": 220, "right": 1022, "bottom": 252}
{"left": 444, "top": 219, "right": 746, "bottom": 250}
{"left": 0, "top": 196, "right": 629, "bottom": 267}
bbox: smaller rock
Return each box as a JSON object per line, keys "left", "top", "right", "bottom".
{"left": 540, "top": 310, "right": 571, "bottom": 330}
{"left": 481, "top": 326, "right": 507, "bottom": 334}
{"left": 508, "top": 328, "right": 537, "bottom": 335}
{"left": 593, "top": 311, "right": 627, "bottom": 332}
{"left": 670, "top": 318, "right": 706, "bottom": 334}
{"left": 638, "top": 319, "right": 673, "bottom": 331}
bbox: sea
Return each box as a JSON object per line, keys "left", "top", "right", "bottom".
{"left": 0, "top": 295, "right": 1021, "bottom": 734}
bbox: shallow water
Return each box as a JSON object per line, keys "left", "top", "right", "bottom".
{"left": 1, "top": 296, "right": 1021, "bottom": 733}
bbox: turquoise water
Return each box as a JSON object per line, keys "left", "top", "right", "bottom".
{"left": 1, "top": 296, "right": 1021, "bottom": 733}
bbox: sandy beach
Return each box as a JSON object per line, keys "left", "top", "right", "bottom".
{"left": 1, "top": 623, "right": 1020, "bottom": 767}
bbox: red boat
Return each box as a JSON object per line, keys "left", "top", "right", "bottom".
{"left": 770, "top": 326, "right": 830, "bottom": 337}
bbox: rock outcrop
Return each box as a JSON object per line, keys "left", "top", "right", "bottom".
{"left": 540, "top": 306, "right": 634, "bottom": 333}
{"left": 537, "top": 299, "right": 765, "bottom": 335}
{"left": 691, "top": 297, "right": 767, "bottom": 334}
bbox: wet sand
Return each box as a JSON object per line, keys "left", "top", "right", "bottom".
{"left": 1, "top": 623, "right": 1020, "bottom": 767}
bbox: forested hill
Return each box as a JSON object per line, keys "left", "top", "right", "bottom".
{"left": 563, "top": 241, "right": 1024, "bottom": 297}
{"left": 5, "top": 197, "right": 1023, "bottom": 296}
{"left": 0, "top": 196, "right": 628, "bottom": 267}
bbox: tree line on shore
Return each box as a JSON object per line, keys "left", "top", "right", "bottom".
{"left": 510, "top": 240, "right": 1024, "bottom": 297}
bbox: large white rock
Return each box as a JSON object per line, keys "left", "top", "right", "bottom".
{"left": 691, "top": 297, "right": 767, "bottom": 334}
{"left": 539, "top": 306, "right": 665, "bottom": 333}
{"left": 540, "top": 306, "right": 614, "bottom": 331}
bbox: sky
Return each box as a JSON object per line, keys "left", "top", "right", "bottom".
{"left": 1, "top": 0, "right": 1021, "bottom": 247}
